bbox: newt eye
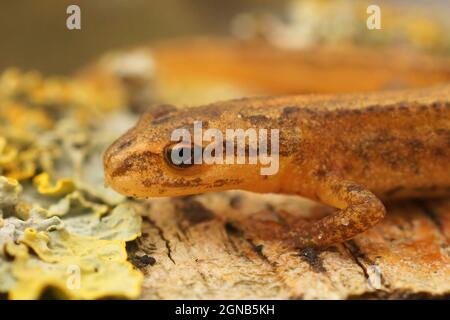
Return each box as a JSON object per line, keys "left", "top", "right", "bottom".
{"left": 164, "top": 143, "right": 201, "bottom": 169}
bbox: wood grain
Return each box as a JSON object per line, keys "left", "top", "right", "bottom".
{"left": 127, "top": 192, "right": 450, "bottom": 299}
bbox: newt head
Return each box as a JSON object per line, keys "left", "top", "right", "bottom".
{"left": 103, "top": 104, "right": 281, "bottom": 199}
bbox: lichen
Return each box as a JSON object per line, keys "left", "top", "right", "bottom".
{"left": 0, "top": 69, "right": 142, "bottom": 299}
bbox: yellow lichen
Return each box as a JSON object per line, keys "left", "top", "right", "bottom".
{"left": 0, "top": 69, "right": 143, "bottom": 300}
{"left": 0, "top": 177, "right": 143, "bottom": 300}
{"left": 33, "top": 172, "right": 75, "bottom": 197}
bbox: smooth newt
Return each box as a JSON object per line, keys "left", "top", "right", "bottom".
{"left": 104, "top": 84, "right": 450, "bottom": 248}
{"left": 80, "top": 38, "right": 450, "bottom": 109}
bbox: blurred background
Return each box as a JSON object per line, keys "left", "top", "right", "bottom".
{"left": 1, "top": 0, "right": 449, "bottom": 75}
{"left": 0, "top": 0, "right": 450, "bottom": 300}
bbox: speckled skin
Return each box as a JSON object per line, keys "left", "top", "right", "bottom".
{"left": 104, "top": 84, "right": 450, "bottom": 247}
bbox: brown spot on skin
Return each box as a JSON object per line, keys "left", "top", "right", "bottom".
{"left": 380, "top": 150, "right": 400, "bottom": 168}
{"left": 333, "top": 108, "right": 364, "bottom": 117}
{"left": 282, "top": 106, "right": 300, "bottom": 117}
{"left": 221, "top": 138, "right": 263, "bottom": 159}
{"left": 149, "top": 104, "right": 178, "bottom": 124}
{"left": 161, "top": 177, "right": 203, "bottom": 188}
{"left": 279, "top": 136, "right": 300, "bottom": 157}
{"left": 435, "top": 129, "right": 450, "bottom": 146}
{"left": 407, "top": 139, "right": 424, "bottom": 152}
{"left": 385, "top": 186, "right": 405, "bottom": 197}
{"left": 244, "top": 114, "right": 270, "bottom": 124}
{"left": 315, "top": 168, "right": 328, "bottom": 179}
{"left": 176, "top": 198, "right": 215, "bottom": 224}
{"left": 111, "top": 151, "right": 158, "bottom": 177}
{"left": 343, "top": 163, "right": 353, "bottom": 174}
{"left": 346, "top": 184, "right": 365, "bottom": 193}
{"left": 419, "top": 104, "right": 429, "bottom": 112}
{"left": 413, "top": 185, "right": 439, "bottom": 193}
{"left": 116, "top": 138, "right": 135, "bottom": 151}
{"left": 151, "top": 115, "right": 172, "bottom": 125}
{"left": 433, "top": 147, "right": 446, "bottom": 157}
{"left": 111, "top": 161, "right": 133, "bottom": 178}
{"left": 213, "top": 179, "right": 227, "bottom": 187}
{"left": 142, "top": 179, "right": 152, "bottom": 187}
{"left": 206, "top": 179, "right": 243, "bottom": 189}
{"left": 431, "top": 102, "right": 443, "bottom": 111}
{"left": 302, "top": 108, "right": 320, "bottom": 117}
{"left": 365, "top": 105, "right": 378, "bottom": 113}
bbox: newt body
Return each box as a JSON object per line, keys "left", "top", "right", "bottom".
{"left": 104, "top": 84, "right": 450, "bottom": 247}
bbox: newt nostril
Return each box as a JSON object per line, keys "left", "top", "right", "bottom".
{"left": 116, "top": 137, "right": 136, "bottom": 151}
{"left": 104, "top": 135, "right": 136, "bottom": 167}
{"left": 104, "top": 152, "right": 129, "bottom": 179}
{"left": 103, "top": 140, "right": 130, "bottom": 179}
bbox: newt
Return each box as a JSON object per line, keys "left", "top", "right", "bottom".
{"left": 80, "top": 38, "right": 450, "bottom": 109}
{"left": 104, "top": 84, "right": 450, "bottom": 248}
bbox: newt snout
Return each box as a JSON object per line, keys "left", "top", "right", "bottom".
{"left": 104, "top": 104, "right": 278, "bottom": 198}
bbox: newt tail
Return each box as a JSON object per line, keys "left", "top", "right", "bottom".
{"left": 104, "top": 84, "right": 450, "bottom": 248}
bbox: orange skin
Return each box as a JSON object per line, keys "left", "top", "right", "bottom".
{"left": 152, "top": 39, "right": 450, "bottom": 94}
{"left": 78, "top": 38, "right": 450, "bottom": 112}
{"left": 104, "top": 84, "right": 450, "bottom": 248}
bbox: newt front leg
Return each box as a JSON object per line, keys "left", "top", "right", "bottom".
{"left": 284, "top": 177, "right": 385, "bottom": 247}
{"left": 104, "top": 84, "right": 450, "bottom": 248}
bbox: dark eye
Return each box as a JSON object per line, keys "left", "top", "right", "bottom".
{"left": 164, "top": 144, "right": 196, "bottom": 169}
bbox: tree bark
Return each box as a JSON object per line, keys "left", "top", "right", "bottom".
{"left": 127, "top": 191, "right": 450, "bottom": 299}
